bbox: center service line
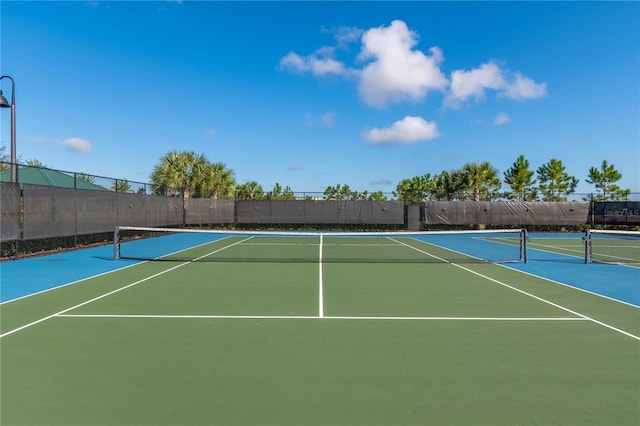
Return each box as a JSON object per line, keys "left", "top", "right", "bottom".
{"left": 318, "top": 234, "right": 324, "bottom": 318}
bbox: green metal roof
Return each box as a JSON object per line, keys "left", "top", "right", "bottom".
{"left": 0, "top": 167, "right": 111, "bottom": 191}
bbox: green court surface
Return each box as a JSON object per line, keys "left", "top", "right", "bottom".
{"left": 1, "top": 235, "right": 639, "bottom": 425}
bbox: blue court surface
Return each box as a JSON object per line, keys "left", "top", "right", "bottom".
{"left": 0, "top": 232, "right": 637, "bottom": 306}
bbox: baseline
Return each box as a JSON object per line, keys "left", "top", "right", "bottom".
{"left": 56, "top": 314, "right": 588, "bottom": 321}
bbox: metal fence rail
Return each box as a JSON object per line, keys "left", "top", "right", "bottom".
{"left": 3, "top": 181, "right": 639, "bottom": 244}
{"left": 2, "top": 162, "right": 639, "bottom": 251}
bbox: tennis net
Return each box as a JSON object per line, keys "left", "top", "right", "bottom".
{"left": 583, "top": 229, "right": 640, "bottom": 265}
{"left": 113, "top": 226, "right": 528, "bottom": 264}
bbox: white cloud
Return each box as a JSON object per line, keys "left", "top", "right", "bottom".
{"left": 280, "top": 20, "right": 547, "bottom": 111}
{"left": 494, "top": 112, "right": 511, "bottom": 125}
{"left": 357, "top": 20, "right": 448, "bottom": 108}
{"left": 325, "top": 25, "right": 364, "bottom": 48}
{"left": 279, "top": 52, "right": 306, "bottom": 72}
{"left": 446, "top": 61, "right": 547, "bottom": 107}
{"left": 446, "top": 62, "right": 504, "bottom": 107}
{"left": 370, "top": 178, "right": 393, "bottom": 186}
{"left": 278, "top": 50, "right": 349, "bottom": 77}
{"left": 364, "top": 116, "right": 440, "bottom": 145}
{"left": 279, "top": 20, "right": 447, "bottom": 108}
{"left": 62, "top": 137, "right": 92, "bottom": 153}
{"left": 499, "top": 72, "right": 547, "bottom": 99}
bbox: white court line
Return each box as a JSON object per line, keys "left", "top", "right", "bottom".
{"left": 500, "top": 262, "right": 640, "bottom": 309}
{"left": 522, "top": 242, "right": 639, "bottom": 269}
{"left": 0, "top": 237, "right": 253, "bottom": 339}
{"left": 57, "top": 314, "right": 587, "bottom": 321}
{"left": 318, "top": 234, "right": 324, "bottom": 318}
{"left": 402, "top": 237, "right": 640, "bottom": 308}
{"left": 527, "top": 242, "right": 584, "bottom": 257}
{"left": 0, "top": 261, "right": 142, "bottom": 306}
{"left": 5, "top": 235, "right": 637, "bottom": 341}
{"left": 1, "top": 235, "right": 235, "bottom": 306}
{"left": 391, "top": 238, "right": 640, "bottom": 342}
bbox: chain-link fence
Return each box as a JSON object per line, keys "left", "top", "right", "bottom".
{"left": 2, "top": 162, "right": 638, "bottom": 202}
{"left": 1, "top": 163, "right": 639, "bottom": 257}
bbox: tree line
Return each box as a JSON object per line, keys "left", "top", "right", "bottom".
{"left": 396, "top": 155, "right": 631, "bottom": 202}
{"left": 147, "top": 151, "right": 630, "bottom": 202}
{"left": 395, "top": 156, "right": 630, "bottom": 203}
{"left": 147, "top": 151, "right": 392, "bottom": 201}
{"left": 1, "top": 146, "right": 632, "bottom": 202}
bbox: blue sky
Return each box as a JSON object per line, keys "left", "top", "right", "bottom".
{"left": 1, "top": 1, "right": 638, "bottom": 196}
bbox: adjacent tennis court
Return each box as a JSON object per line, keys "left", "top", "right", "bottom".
{"left": 1, "top": 230, "right": 639, "bottom": 425}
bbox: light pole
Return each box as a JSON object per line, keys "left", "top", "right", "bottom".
{"left": 0, "top": 75, "right": 17, "bottom": 183}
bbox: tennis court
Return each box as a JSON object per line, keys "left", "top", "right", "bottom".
{"left": 1, "top": 230, "right": 639, "bottom": 425}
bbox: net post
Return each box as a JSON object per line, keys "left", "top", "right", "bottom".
{"left": 583, "top": 229, "right": 592, "bottom": 264}
{"left": 113, "top": 226, "right": 120, "bottom": 261}
{"left": 520, "top": 228, "right": 528, "bottom": 263}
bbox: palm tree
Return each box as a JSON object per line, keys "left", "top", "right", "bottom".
{"left": 431, "top": 170, "right": 466, "bottom": 200}
{"left": 0, "top": 143, "right": 21, "bottom": 171}
{"left": 150, "top": 150, "right": 207, "bottom": 198}
{"left": 111, "top": 179, "right": 132, "bottom": 193}
{"left": 76, "top": 173, "right": 96, "bottom": 184}
{"left": 460, "top": 162, "right": 501, "bottom": 201}
{"left": 26, "top": 159, "right": 47, "bottom": 167}
{"left": 394, "top": 174, "right": 432, "bottom": 203}
{"left": 369, "top": 191, "right": 388, "bottom": 201}
{"left": 201, "top": 162, "right": 236, "bottom": 199}
{"left": 280, "top": 185, "right": 296, "bottom": 200}
{"left": 235, "top": 181, "right": 264, "bottom": 200}
{"left": 0, "top": 143, "right": 8, "bottom": 171}
{"left": 266, "top": 182, "right": 283, "bottom": 200}
{"left": 324, "top": 184, "right": 355, "bottom": 200}
{"left": 537, "top": 158, "right": 578, "bottom": 201}
{"left": 503, "top": 155, "right": 537, "bottom": 201}
{"left": 266, "top": 183, "right": 296, "bottom": 200}
{"left": 352, "top": 190, "right": 369, "bottom": 201}
{"left": 586, "top": 160, "right": 625, "bottom": 201}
